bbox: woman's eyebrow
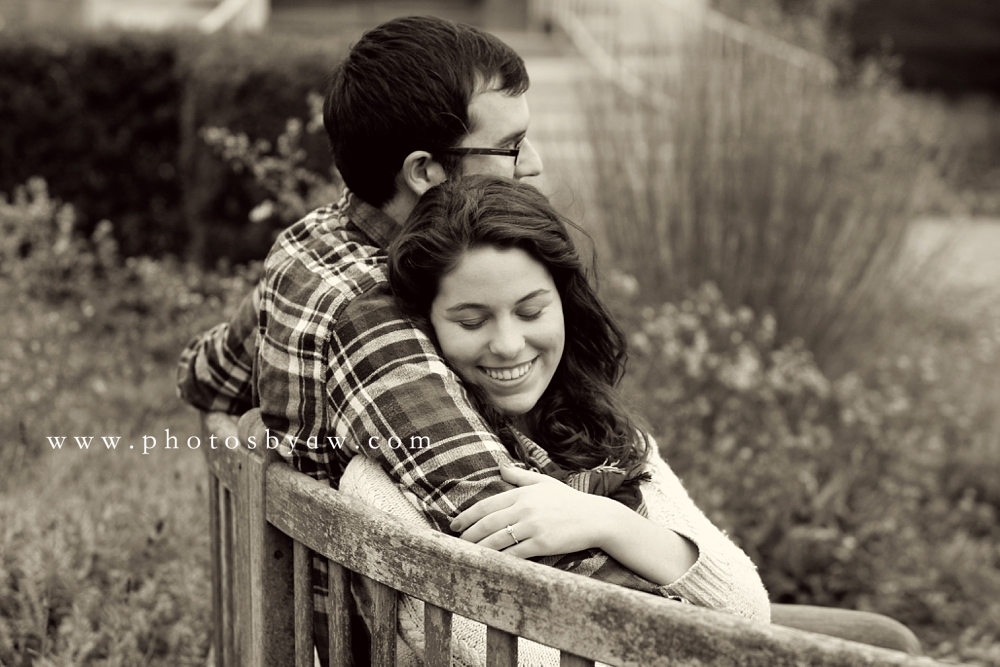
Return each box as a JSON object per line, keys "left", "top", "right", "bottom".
{"left": 515, "top": 289, "right": 550, "bottom": 304}
{"left": 444, "top": 289, "right": 550, "bottom": 313}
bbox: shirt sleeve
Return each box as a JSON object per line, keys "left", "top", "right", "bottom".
{"left": 175, "top": 282, "right": 260, "bottom": 415}
{"left": 641, "top": 438, "right": 772, "bottom": 622}
{"left": 325, "top": 284, "right": 518, "bottom": 533}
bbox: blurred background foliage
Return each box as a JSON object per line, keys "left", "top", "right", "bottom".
{"left": 711, "top": 0, "right": 1000, "bottom": 98}
{"left": 0, "top": 30, "right": 345, "bottom": 266}
{"left": 1, "top": 0, "right": 999, "bottom": 664}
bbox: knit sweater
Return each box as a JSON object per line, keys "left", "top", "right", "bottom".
{"left": 339, "top": 438, "right": 771, "bottom": 665}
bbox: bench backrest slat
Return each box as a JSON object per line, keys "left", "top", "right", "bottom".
{"left": 292, "top": 540, "right": 313, "bottom": 667}
{"left": 424, "top": 603, "right": 454, "bottom": 663}
{"left": 327, "top": 559, "right": 356, "bottom": 663}
{"left": 208, "top": 472, "right": 224, "bottom": 667}
{"left": 486, "top": 626, "right": 519, "bottom": 666}
{"left": 368, "top": 576, "right": 399, "bottom": 665}
{"left": 222, "top": 486, "right": 237, "bottom": 665}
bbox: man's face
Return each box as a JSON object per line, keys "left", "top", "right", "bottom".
{"left": 457, "top": 90, "right": 543, "bottom": 180}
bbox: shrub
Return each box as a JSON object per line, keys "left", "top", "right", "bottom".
{"left": 614, "top": 280, "right": 1000, "bottom": 662}
{"left": 179, "top": 32, "right": 346, "bottom": 266}
{"left": 0, "top": 178, "right": 261, "bottom": 489}
{"left": 845, "top": 0, "right": 1000, "bottom": 97}
{"left": 0, "top": 177, "right": 119, "bottom": 301}
{"left": 0, "top": 178, "right": 259, "bottom": 665}
{"left": 0, "top": 29, "right": 348, "bottom": 264}
{"left": 200, "top": 91, "right": 342, "bottom": 230}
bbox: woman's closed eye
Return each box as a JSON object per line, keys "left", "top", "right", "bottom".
{"left": 458, "top": 318, "right": 487, "bottom": 330}
{"left": 517, "top": 309, "right": 542, "bottom": 321}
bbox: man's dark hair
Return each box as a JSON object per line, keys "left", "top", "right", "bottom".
{"left": 322, "top": 15, "right": 529, "bottom": 209}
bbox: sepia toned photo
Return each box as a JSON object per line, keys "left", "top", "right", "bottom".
{"left": 1, "top": 0, "right": 998, "bottom": 664}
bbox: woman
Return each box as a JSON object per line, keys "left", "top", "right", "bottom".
{"left": 339, "top": 174, "right": 771, "bottom": 661}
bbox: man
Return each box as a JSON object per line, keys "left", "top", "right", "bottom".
{"left": 178, "top": 14, "right": 763, "bottom": 660}
{"left": 179, "top": 16, "right": 542, "bottom": 511}
{"left": 178, "top": 16, "right": 550, "bottom": 660}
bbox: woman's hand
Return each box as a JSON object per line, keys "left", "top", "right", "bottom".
{"left": 451, "top": 463, "right": 699, "bottom": 586}
{"left": 449, "top": 463, "right": 621, "bottom": 559}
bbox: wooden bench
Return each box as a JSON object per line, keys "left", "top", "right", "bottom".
{"left": 201, "top": 410, "right": 951, "bottom": 666}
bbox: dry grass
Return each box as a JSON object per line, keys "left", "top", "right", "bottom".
{"left": 584, "top": 30, "right": 948, "bottom": 373}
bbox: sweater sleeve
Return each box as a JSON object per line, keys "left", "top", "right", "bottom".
{"left": 641, "top": 438, "right": 772, "bottom": 622}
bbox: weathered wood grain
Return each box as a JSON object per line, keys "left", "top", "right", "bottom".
{"left": 241, "top": 418, "right": 296, "bottom": 667}
{"left": 208, "top": 472, "right": 223, "bottom": 667}
{"left": 368, "top": 575, "right": 398, "bottom": 666}
{"left": 202, "top": 412, "right": 243, "bottom": 489}
{"left": 221, "top": 487, "right": 235, "bottom": 666}
{"left": 293, "top": 540, "right": 312, "bottom": 667}
{"left": 486, "top": 626, "right": 519, "bottom": 667}
{"left": 560, "top": 652, "right": 594, "bottom": 667}
{"left": 232, "top": 451, "right": 251, "bottom": 667}
{"left": 327, "top": 559, "right": 355, "bottom": 665}
{"left": 263, "top": 457, "right": 949, "bottom": 667}
{"left": 424, "top": 603, "right": 453, "bottom": 664}
{"left": 202, "top": 411, "right": 955, "bottom": 667}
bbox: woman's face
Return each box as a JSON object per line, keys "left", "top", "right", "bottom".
{"left": 430, "top": 246, "right": 565, "bottom": 415}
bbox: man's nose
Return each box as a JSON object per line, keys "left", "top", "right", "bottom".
{"left": 514, "top": 138, "right": 543, "bottom": 179}
{"left": 488, "top": 321, "right": 526, "bottom": 359}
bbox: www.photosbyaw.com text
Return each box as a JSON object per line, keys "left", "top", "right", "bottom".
{"left": 46, "top": 430, "right": 432, "bottom": 455}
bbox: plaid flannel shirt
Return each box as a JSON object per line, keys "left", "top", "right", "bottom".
{"left": 178, "top": 191, "right": 518, "bottom": 520}
{"left": 176, "top": 191, "right": 670, "bottom": 651}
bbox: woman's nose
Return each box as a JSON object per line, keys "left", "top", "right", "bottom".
{"left": 488, "top": 321, "right": 526, "bottom": 359}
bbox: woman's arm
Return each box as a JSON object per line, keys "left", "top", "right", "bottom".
{"left": 451, "top": 464, "right": 699, "bottom": 586}
{"left": 452, "top": 442, "right": 772, "bottom": 623}
{"left": 633, "top": 442, "right": 771, "bottom": 622}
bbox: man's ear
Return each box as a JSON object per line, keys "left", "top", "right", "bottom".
{"left": 399, "top": 150, "right": 448, "bottom": 197}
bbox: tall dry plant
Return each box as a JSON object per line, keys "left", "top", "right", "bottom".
{"left": 585, "top": 29, "right": 933, "bottom": 371}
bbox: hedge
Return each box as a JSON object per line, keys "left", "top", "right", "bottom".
{"left": 0, "top": 30, "right": 184, "bottom": 257}
{"left": 0, "top": 28, "right": 348, "bottom": 264}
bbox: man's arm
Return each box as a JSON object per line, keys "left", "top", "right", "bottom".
{"left": 263, "top": 279, "right": 664, "bottom": 595}
{"left": 176, "top": 282, "right": 260, "bottom": 414}
{"left": 323, "top": 284, "right": 517, "bottom": 532}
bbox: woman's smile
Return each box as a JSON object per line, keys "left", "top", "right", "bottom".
{"left": 479, "top": 357, "right": 536, "bottom": 383}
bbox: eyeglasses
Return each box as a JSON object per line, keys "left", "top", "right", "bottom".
{"left": 438, "top": 145, "right": 521, "bottom": 166}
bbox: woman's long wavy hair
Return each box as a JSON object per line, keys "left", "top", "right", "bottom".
{"left": 387, "top": 174, "right": 648, "bottom": 474}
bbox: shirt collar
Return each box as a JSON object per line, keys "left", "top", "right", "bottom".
{"left": 342, "top": 190, "right": 402, "bottom": 250}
